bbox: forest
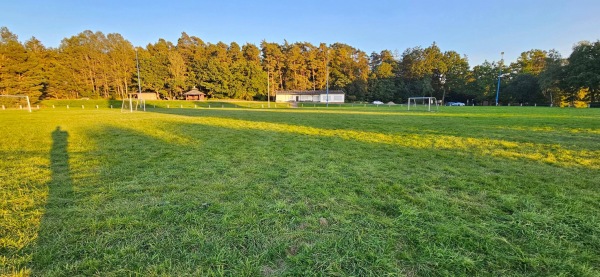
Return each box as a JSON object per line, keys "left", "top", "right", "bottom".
{"left": 1, "top": 26, "right": 599, "bottom": 106}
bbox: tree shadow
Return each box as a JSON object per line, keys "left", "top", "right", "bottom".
{"left": 30, "top": 126, "right": 75, "bottom": 273}
{"left": 141, "top": 110, "right": 599, "bottom": 170}
{"left": 20, "top": 121, "right": 600, "bottom": 275}
{"left": 141, "top": 100, "right": 293, "bottom": 110}
{"left": 143, "top": 104, "right": 600, "bottom": 152}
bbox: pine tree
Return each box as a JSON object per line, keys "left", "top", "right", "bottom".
{"left": 0, "top": 28, "right": 45, "bottom": 99}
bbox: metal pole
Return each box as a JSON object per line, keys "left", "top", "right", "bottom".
{"left": 135, "top": 48, "right": 143, "bottom": 113}
{"left": 495, "top": 52, "right": 504, "bottom": 106}
{"left": 267, "top": 70, "right": 270, "bottom": 108}
{"left": 136, "top": 49, "right": 142, "bottom": 95}
{"left": 326, "top": 63, "right": 329, "bottom": 107}
{"left": 325, "top": 49, "right": 330, "bottom": 107}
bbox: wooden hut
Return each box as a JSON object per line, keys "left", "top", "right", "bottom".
{"left": 184, "top": 87, "right": 205, "bottom": 100}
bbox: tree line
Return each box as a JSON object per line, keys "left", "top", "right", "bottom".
{"left": 1, "top": 26, "right": 598, "bottom": 106}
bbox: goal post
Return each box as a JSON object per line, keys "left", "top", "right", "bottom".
{"left": 407, "top": 97, "right": 439, "bottom": 112}
{"left": 121, "top": 93, "right": 146, "bottom": 113}
{"left": 0, "top": 95, "right": 32, "bottom": 112}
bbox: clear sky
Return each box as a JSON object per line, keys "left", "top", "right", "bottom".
{"left": 2, "top": 0, "right": 599, "bottom": 66}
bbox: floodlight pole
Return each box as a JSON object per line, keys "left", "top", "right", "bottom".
{"left": 325, "top": 49, "right": 330, "bottom": 107}
{"left": 136, "top": 49, "right": 142, "bottom": 94}
{"left": 495, "top": 52, "right": 504, "bottom": 106}
{"left": 326, "top": 66, "right": 329, "bottom": 107}
{"left": 135, "top": 48, "right": 145, "bottom": 111}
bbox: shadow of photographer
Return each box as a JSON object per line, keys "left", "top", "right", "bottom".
{"left": 30, "top": 126, "right": 75, "bottom": 273}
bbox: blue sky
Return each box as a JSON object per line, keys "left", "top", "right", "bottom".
{"left": 2, "top": 0, "right": 599, "bottom": 66}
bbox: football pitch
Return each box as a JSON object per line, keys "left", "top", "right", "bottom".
{"left": 1, "top": 104, "right": 599, "bottom": 276}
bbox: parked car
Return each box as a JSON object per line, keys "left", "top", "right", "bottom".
{"left": 448, "top": 102, "right": 465, "bottom": 106}
{"left": 372, "top": 101, "right": 384, "bottom": 105}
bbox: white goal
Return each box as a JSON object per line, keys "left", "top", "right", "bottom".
{"left": 0, "top": 95, "right": 32, "bottom": 112}
{"left": 407, "top": 97, "right": 438, "bottom": 112}
{"left": 121, "top": 94, "right": 146, "bottom": 113}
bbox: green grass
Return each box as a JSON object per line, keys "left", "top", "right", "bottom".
{"left": 39, "top": 99, "right": 295, "bottom": 109}
{"left": 1, "top": 104, "right": 599, "bottom": 276}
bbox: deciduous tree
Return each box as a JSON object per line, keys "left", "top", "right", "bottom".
{"left": 565, "top": 41, "right": 600, "bottom": 103}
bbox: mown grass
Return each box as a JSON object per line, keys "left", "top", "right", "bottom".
{"left": 39, "top": 99, "right": 294, "bottom": 109}
{"left": 1, "top": 104, "right": 599, "bottom": 276}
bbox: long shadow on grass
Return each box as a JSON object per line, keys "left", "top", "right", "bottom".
{"left": 145, "top": 100, "right": 293, "bottom": 109}
{"left": 24, "top": 123, "right": 340, "bottom": 275}
{"left": 146, "top": 107, "right": 600, "bottom": 153}
{"left": 42, "top": 99, "right": 122, "bottom": 109}
{"left": 25, "top": 123, "right": 435, "bottom": 275}
{"left": 127, "top": 110, "right": 600, "bottom": 170}
{"left": 30, "top": 127, "right": 75, "bottom": 274}
{"left": 25, "top": 119, "right": 600, "bottom": 275}
{"left": 147, "top": 120, "right": 600, "bottom": 275}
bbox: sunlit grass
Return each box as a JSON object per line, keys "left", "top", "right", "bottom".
{"left": 230, "top": 106, "right": 600, "bottom": 119}
{"left": 111, "top": 109, "right": 600, "bottom": 169}
{"left": 40, "top": 99, "right": 294, "bottom": 109}
{"left": 154, "top": 116, "right": 598, "bottom": 169}
{"left": 1, "top": 105, "right": 599, "bottom": 276}
{"left": 492, "top": 125, "right": 600, "bottom": 135}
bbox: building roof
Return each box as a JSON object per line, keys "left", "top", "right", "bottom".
{"left": 276, "top": 90, "right": 344, "bottom": 95}
{"left": 184, "top": 87, "right": 205, "bottom": 95}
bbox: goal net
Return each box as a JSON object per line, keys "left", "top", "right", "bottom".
{"left": 407, "top": 97, "right": 438, "bottom": 112}
{"left": 121, "top": 94, "right": 146, "bottom": 113}
{"left": 0, "top": 95, "right": 32, "bottom": 112}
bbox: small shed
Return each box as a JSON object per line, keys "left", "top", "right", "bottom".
{"left": 184, "top": 87, "right": 205, "bottom": 101}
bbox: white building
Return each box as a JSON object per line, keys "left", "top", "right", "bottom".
{"left": 275, "top": 90, "right": 345, "bottom": 103}
{"left": 136, "top": 92, "right": 158, "bottom": 100}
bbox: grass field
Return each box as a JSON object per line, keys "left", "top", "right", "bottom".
{"left": 1, "top": 103, "right": 599, "bottom": 276}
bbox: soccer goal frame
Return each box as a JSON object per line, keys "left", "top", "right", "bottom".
{"left": 121, "top": 93, "right": 146, "bottom": 113}
{"left": 0, "top": 95, "right": 32, "bottom": 112}
{"left": 407, "top": 97, "right": 439, "bottom": 112}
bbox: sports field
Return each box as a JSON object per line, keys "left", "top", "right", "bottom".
{"left": 1, "top": 103, "right": 599, "bottom": 276}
